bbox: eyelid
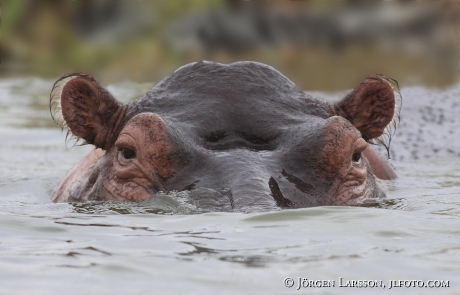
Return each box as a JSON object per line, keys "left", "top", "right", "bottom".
{"left": 353, "top": 138, "right": 368, "bottom": 153}
{"left": 115, "top": 133, "right": 138, "bottom": 151}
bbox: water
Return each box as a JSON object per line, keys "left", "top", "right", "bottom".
{"left": 1, "top": 78, "right": 459, "bottom": 294}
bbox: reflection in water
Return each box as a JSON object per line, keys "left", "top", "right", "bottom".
{"left": 358, "top": 198, "right": 402, "bottom": 209}
{"left": 179, "top": 242, "right": 223, "bottom": 256}
{"left": 70, "top": 188, "right": 236, "bottom": 215}
{"left": 54, "top": 220, "right": 158, "bottom": 233}
{"left": 219, "top": 255, "right": 273, "bottom": 268}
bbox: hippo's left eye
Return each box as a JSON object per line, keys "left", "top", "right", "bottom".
{"left": 120, "top": 148, "right": 136, "bottom": 160}
{"left": 352, "top": 152, "right": 361, "bottom": 163}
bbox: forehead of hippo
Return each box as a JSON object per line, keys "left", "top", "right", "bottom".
{"left": 131, "top": 61, "right": 332, "bottom": 140}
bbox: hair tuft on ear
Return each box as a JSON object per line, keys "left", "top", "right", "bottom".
{"left": 50, "top": 73, "right": 98, "bottom": 138}
{"left": 334, "top": 74, "right": 402, "bottom": 159}
{"left": 50, "top": 74, "right": 78, "bottom": 129}
{"left": 64, "top": 129, "right": 86, "bottom": 150}
{"left": 50, "top": 73, "right": 95, "bottom": 145}
{"left": 368, "top": 76, "right": 402, "bottom": 159}
{"left": 49, "top": 73, "right": 123, "bottom": 149}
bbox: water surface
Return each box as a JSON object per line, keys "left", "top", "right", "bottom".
{"left": 1, "top": 78, "right": 459, "bottom": 294}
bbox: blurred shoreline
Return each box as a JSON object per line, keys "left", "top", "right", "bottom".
{"left": 1, "top": 0, "right": 459, "bottom": 91}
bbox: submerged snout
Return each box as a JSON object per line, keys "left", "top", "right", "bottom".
{"left": 175, "top": 149, "right": 283, "bottom": 209}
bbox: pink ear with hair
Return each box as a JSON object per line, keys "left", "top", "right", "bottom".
{"left": 51, "top": 74, "right": 121, "bottom": 149}
{"left": 334, "top": 75, "right": 401, "bottom": 142}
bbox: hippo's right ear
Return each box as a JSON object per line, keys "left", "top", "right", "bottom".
{"left": 50, "top": 74, "right": 122, "bottom": 150}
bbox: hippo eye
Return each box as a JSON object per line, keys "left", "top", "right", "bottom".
{"left": 352, "top": 152, "right": 361, "bottom": 163}
{"left": 121, "top": 148, "right": 136, "bottom": 160}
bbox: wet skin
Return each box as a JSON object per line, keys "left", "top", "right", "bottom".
{"left": 50, "top": 61, "right": 400, "bottom": 209}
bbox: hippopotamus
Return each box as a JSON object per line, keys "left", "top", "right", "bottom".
{"left": 50, "top": 61, "right": 400, "bottom": 208}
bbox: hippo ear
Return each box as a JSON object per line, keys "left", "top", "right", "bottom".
{"left": 50, "top": 74, "right": 122, "bottom": 149}
{"left": 334, "top": 75, "right": 402, "bottom": 153}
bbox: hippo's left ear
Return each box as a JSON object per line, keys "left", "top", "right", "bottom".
{"left": 333, "top": 75, "right": 401, "bottom": 146}
{"left": 50, "top": 74, "right": 123, "bottom": 150}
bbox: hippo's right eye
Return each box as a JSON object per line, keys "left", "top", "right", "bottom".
{"left": 120, "top": 148, "right": 136, "bottom": 160}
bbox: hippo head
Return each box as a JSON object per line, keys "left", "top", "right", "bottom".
{"left": 50, "top": 61, "right": 400, "bottom": 209}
